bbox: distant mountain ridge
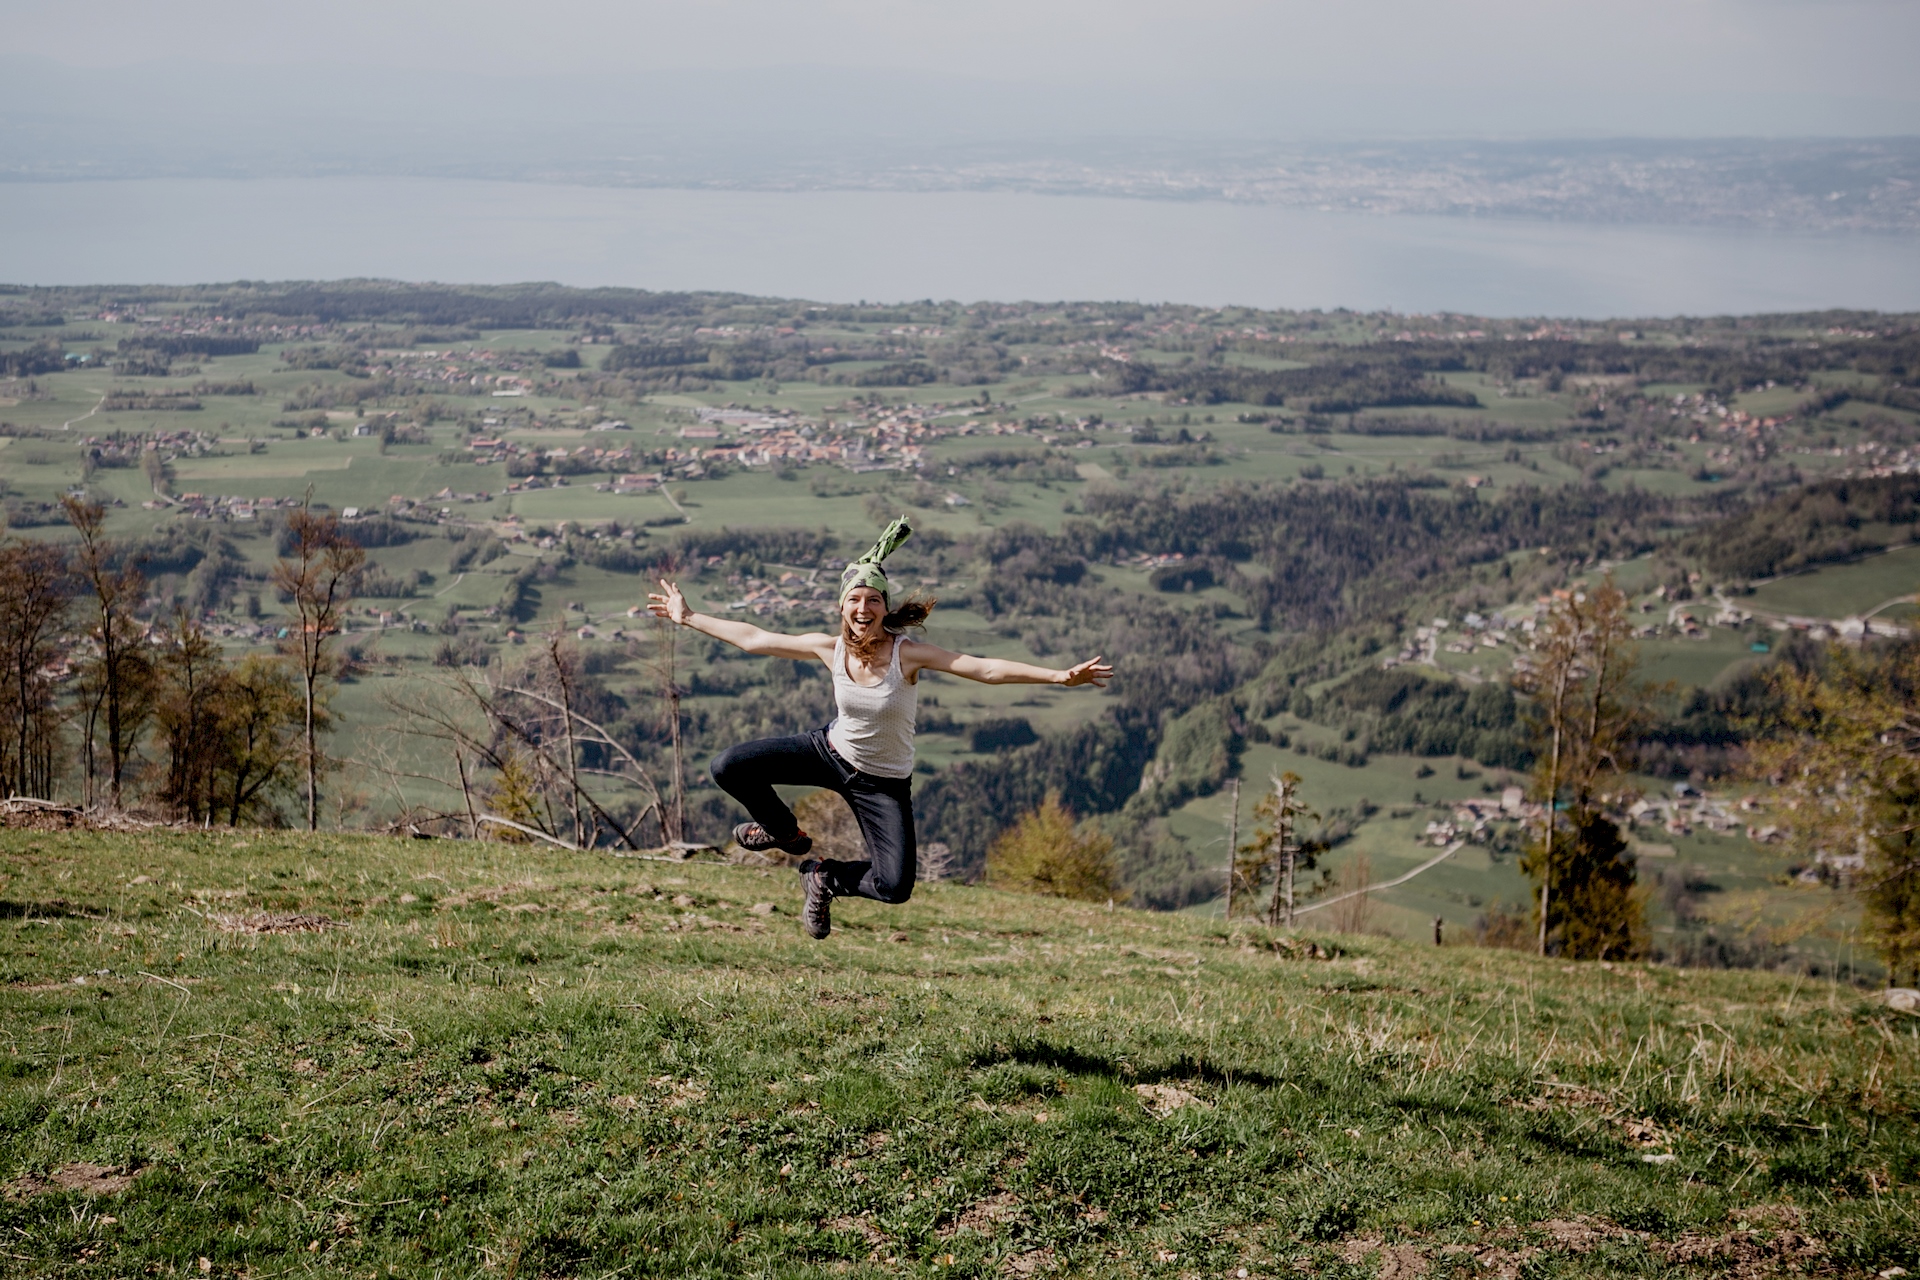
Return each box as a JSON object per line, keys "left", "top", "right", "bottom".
{"left": 2, "top": 55, "right": 1917, "bottom": 233}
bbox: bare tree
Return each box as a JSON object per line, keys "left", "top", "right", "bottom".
{"left": 0, "top": 540, "right": 71, "bottom": 799}
{"left": 1232, "top": 771, "right": 1316, "bottom": 927}
{"left": 1266, "top": 772, "right": 1310, "bottom": 927}
{"left": 917, "top": 840, "right": 956, "bottom": 882}
{"left": 271, "top": 501, "right": 365, "bottom": 830}
{"left": 382, "top": 650, "right": 672, "bottom": 852}
{"left": 379, "top": 676, "right": 535, "bottom": 840}
{"left": 484, "top": 663, "right": 670, "bottom": 849}
{"left": 63, "top": 497, "right": 153, "bottom": 809}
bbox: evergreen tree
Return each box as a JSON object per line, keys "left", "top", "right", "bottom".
{"left": 1522, "top": 809, "right": 1647, "bottom": 960}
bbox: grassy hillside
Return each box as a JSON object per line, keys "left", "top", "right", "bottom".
{"left": 1, "top": 829, "right": 1913, "bottom": 1278}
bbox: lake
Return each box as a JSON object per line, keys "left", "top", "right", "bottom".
{"left": 3, "top": 177, "right": 1916, "bottom": 316}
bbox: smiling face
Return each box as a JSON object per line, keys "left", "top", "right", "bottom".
{"left": 840, "top": 585, "right": 887, "bottom": 639}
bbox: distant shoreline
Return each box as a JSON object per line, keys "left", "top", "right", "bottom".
{"left": 2, "top": 178, "right": 1916, "bottom": 315}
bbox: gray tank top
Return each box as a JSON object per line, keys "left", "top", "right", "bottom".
{"left": 826, "top": 635, "right": 917, "bottom": 779}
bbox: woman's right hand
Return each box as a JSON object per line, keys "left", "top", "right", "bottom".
{"left": 647, "top": 579, "right": 691, "bottom": 625}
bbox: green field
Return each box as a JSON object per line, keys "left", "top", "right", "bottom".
{"left": 1747, "top": 545, "right": 1920, "bottom": 621}
{"left": 0, "top": 830, "right": 1912, "bottom": 1278}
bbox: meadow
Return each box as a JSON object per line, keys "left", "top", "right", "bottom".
{"left": 0, "top": 828, "right": 1913, "bottom": 1278}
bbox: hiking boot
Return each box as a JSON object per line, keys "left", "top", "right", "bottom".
{"left": 733, "top": 822, "right": 812, "bottom": 857}
{"left": 798, "top": 859, "right": 833, "bottom": 940}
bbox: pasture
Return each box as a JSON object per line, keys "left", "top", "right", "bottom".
{"left": 0, "top": 829, "right": 1912, "bottom": 1278}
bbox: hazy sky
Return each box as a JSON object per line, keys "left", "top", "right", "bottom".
{"left": 7, "top": 0, "right": 1919, "bottom": 136}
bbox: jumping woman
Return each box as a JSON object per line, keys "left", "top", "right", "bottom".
{"left": 647, "top": 516, "right": 1112, "bottom": 939}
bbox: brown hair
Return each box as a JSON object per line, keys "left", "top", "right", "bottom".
{"left": 842, "top": 595, "right": 937, "bottom": 664}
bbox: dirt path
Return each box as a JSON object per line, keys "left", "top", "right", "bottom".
{"left": 60, "top": 391, "right": 105, "bottom": 431}
{"left": 397, "top": 572, "right": 465, "bottom": 618}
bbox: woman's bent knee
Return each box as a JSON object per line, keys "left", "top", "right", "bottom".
{"left": 708, "top": 745, "right": 742, "bottom": 787}
{"left": 871, "top": 876, "right": 914, "bottom": 906}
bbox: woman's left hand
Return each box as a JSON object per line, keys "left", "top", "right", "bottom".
{"left": 1059, "top": 656, "right": 1114, "bottom": 688}
{"left": 647, "top": 579, "right": 691, "bottom": 625}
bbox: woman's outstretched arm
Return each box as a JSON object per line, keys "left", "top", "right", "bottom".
{"left": 647, "top": 580, "right": 831, "bottom": 662}
{"left": 906, "top": 641, "right": 1112, "bottom": 688}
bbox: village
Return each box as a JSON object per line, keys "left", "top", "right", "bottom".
{"left": 1413, "top": 774, "right": 1809, "bottom": 870}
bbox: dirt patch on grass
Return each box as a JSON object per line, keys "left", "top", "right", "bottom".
{"left": 1339, "top": 1212, "right": 1833, "bottom": 1280}
{"left": 942, "top": 1192, "right": 1023, "bottom": 1238}
{"left": 823, "top": 1214, "right": 889, "bottom": 1248}
{"left": 1537, "top": 1217, "right": 1623, "bottom": 1250}
{"left": 4, "top": 1163, "right": 144, "bottom": 1199}
{"left": 660, "top": 912, "right": 742, "bottom": 933}
{"left": 649, "top": 1076, "right": 707, "bottom": 1107}
{"left": 1338, "top": 1239, "right": 1428, "bottom": 1278}
{"left": 1518, "top": 1081, "right": 1613, "bottom": 1111}
{"left": 814, "top": 990, "right": 891, "bottom": 1008}
{"left": 208, "top": 912, "right": 341, "bottom": 934}
{"left": 1002, "top": 1246, "right": 1055, "bottom": 1275}
{"left": 1133, "top": 1082, "right": 1210, "bottom": 1116}
{"left": 1652, "top": 1223, "right": 1828, "bottom": 1276}
{"left": 12, "top": 975, "right": 103, "bottom": 991}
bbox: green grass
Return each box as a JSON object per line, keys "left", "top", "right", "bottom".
{"left": 1, "top": 830, "right": 1914, "bottom": 1278}
{"left": 1746, "top": 544, "right": 1920, "bottom": 620}
{"left": 1635, "top": 628, "right": 1770, "bottom": 692}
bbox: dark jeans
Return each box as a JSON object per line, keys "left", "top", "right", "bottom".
{"left": 709, "top": 727, "right": 915, "bottom": 905}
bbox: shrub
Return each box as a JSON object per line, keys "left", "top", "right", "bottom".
{"left": 986, "top": 793, "right": 1123, "bottom": 902}
{"left": 1475, "top": 905, "right": 1534, "bottom": 950}
{"left": 970, "top": 716, "right": 1038, "bottom": 753}
{"left": 1150, "top": 563, "right": 1214, "bottom": 592}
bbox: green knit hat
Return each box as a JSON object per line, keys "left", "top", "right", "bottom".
{"left": 839, "top": 515, "right": 913, "bottom": 603}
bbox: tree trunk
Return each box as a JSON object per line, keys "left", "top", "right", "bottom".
{"left": 103, "top": 632, "right": 123, "bottom": 809}
{"left": 303, "top": 668, "right": 318, "bottom": 831}
{"left": 1539, "top": 669, "right": 1570, "bottom": 956}
{"left": 1224, "top": 776, "right": 1240, "bottom": 922}
{"left": 1265, "top": 774, "right": 1296, "bottom": 928}
{"left": 82, "top": 690, "right": 101, "bottom": 810}
{"left": 666, "top": 636, "right": 685, "bottom": 845}
{"left": 454, "top": 744, "right": 480, "bottom": 840}
{"left": 654, "top": 618, "right": 685, "bottom": 845}
{"left": 1283, "top": 841, "right": 1296, "bottom": 927}
{"left": 549, "top": 637, "right": 586, "bottom": 847}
